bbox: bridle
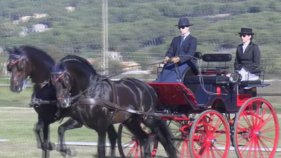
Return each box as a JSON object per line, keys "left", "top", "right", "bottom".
{"left": 7, "top": 54, "right": 28, "bottom": 72}
{"left": 51, "top": 70, "right": 87, "bottom": 108}
{"left": 7, "top": 53, "right": 31, "bottom": 92}
{"left": 51, "top": 71, "right": 71, "bottom": 98}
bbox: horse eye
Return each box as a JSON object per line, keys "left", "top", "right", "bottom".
{"left": 17, "top": 61, "right": 25, "bottom": 71}
{"left": 62, "top": 77, "right": 71, "bottom": 88}
{"left": 7, "top": 64, "right": 12, "bottom": 72}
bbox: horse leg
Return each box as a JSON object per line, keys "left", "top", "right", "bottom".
{"left": 34, "top": 120, "right": 50, "bottom": 158}
{"left": 106, "top": 125, "right": 117, "bottom": 158}
{"left": 97, "top": 131, "right": 107, "bottom": 158}
{"left": 57, "top": 118, "right": 82, "bottom": 156}
{"left": 144, "top": 116, "right": 178, "bottom": 158}
{"left": 41, "top": 124, "right": 52, "bottom": 158}
{"left": 34, "top": 120, "right": 53, "bottom": 158}
{"left": 34, "top": 120, "right": 44, "bottom": 149}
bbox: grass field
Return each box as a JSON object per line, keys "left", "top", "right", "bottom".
{"left": 0, "top": 80, "right": 281, "bottom": 157}
{"left": 0, "top": 108, "right": 280, "bottom": 158}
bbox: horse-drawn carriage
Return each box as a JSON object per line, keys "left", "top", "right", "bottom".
{"left": 118, "top": 53, "right": 279, "bottom": 158}
{"left": 6, "top": 46, "right": 279, "bottom": 158}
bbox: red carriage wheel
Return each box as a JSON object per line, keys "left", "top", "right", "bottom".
{"left": 189, "top": 110, "right": 231, "bottom": 158}
{"left": 166, "top": 119, "right": 192, "bottom": 158}
{"left": 234, "top": 97, "right": 279, "bottom": 158}
{"left": 175, "top": 137, "right": 190, "bottom": 158}
{"left": 117, "top": 123, "right": 158, "bottom": 158}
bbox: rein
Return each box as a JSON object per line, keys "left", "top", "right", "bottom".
{"left": 30, "top": 81, "right": 57, "bottom": 107}
{"left": 103, "top": 61, "right": 163, "bottom": 79}
{"left": 30, "top": 97, "right": 57, "bottom": 107}
{"left": 52, "top": 70, "right": 91, "bottom": 104}
{"left": 75, "top": 98, "right": 153, "bottom": 115}
{"left": 65, "top": 78, "right": 116, "bottom": 108}
{"left": 68, "top": 87, "right": 90, "bottom": 103}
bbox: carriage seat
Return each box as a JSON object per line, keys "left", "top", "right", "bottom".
{"left": 181, "top": 52, "right": 202, "bottom": 81}
{"left": 184, "top": 75, "right": 230, "bottom": 85}
{"left": 202, "top": 53, "right": 232, "bottom": 62}
{"left": 240, "top": 80, "right": 269, "bottom": 88}
{"left": 201, "top": 53, "right": 232, "bottom": 75}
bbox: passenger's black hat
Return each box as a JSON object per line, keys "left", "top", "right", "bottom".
{"left": 176, "top": 17, "right": 193, "bottom": 27}
{"left": 238, "top": 28, "right": 254, "bottom": 35}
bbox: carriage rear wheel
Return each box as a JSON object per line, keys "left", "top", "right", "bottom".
{"left": 189, "top": 110, "right": 231, "bottom": 158}
{"left": 234, "top": 97, "right": 279, "bottom": 158}
{"left": 117, "top": 123, "right": 158, "bottom": 158}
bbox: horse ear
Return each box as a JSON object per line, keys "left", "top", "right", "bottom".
{"left": 4, "top": 47, "right": 13, "bottom": 54}
{"left": 14, "top": 47, "right": 21, "bottom": 54}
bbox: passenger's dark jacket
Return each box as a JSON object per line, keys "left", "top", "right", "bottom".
{"left": 234, "top": 42, "right": 261, "bottom": 74}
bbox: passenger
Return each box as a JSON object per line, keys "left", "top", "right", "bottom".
{"left": 234, "top": 28, "right": 261, "bottom": 81}
{"left": 155, "top": 17, "right": 197, "bottom": 82}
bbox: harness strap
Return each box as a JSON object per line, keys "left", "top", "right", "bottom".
{"left": 104, "top": 78, "right": 119, "bottom": 121}
{"left": 75, "top": 98, "right": 152, "bottom": 115}
{"left": 103, "top": 78, "right": 118, "bottom": 106}
{"left": 31, "top": 83, "right": 57, "bottom": 107}
{"left": 30, "top": 96, "right": 56, "bottom": 107}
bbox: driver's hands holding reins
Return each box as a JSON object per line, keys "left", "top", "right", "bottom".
{"left": 163, "top": 56, "right": 180, "bottom": 64}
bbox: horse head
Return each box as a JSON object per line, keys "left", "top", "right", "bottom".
{"left": 6, "top": 47, "right": 31, "bottom": 92}
{"left": 51, "top": 55, "right": 96, "bottom": 108}
{"left": 51, "top": 67, "right": 72, "bottom": 108}
{"left": 6, "top": 45, "right": 55, "bottom": 93}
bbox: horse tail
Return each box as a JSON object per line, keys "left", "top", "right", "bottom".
{"left": 144, "top": 115, "right": 178, "bottom": 158}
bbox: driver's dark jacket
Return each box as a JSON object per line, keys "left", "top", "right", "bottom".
{"left": 234, "top": 42, "right": 261, "bottom": 74}
{"left": 166, "top": 34, "right": 197, "bottom": 64}
{"left": 155, "top": 35, "right": 197, "bottom": 82}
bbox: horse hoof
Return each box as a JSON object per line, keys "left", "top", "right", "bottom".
{"left": 66, "top": 148, "right": 77, "bottom": 157}
{"left": 57, "top": 147, "right": 77, "bottom": 157}
{"left": 41, "top": 142, "right": 56, "bottom": 150}
{"left": 48, "top": 142, "right": 56, "bottom": 150}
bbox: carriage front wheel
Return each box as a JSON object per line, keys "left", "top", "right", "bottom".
{"left": 234, "top": 97, "right": 279, "bottom": 158}
{"left": 117, "top": 123, "right": 158, "bottom": 158}
{"left": 189, "top": 110, "right": 231, "bottom": 158}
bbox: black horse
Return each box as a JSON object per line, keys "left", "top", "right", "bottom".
{"left": 6, "top": 46, "right": 118, "bottom": 158}
{"left": 6, "top": 45, "right": 58, "bottom": 158}
{"left": 51, "top": 55, "right": 177, "bottom": 158}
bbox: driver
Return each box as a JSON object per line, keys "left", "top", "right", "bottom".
{"left": 155, "top": 17, "right": 197, "bottom": 82}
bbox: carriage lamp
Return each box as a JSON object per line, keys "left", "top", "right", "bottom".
{"left": 229, "top": 72, "right": 241, "bottom": 83}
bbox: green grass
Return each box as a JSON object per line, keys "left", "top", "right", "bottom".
{"left": 0, "top": 87, "right": 32, "bottom": 107}
{"left": 0, "top": 107, "right": 107, "bottom": 158}
{"left": 0, "top": 106, "right": 280, "bottom": 158}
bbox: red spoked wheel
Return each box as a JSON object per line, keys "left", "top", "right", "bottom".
{"left": 176, "top": 137, "right": 191, "bottom": 158}
{"left": 166, "top": 120, "right": 192, "bottom": 158}
{"left": 234, "top": 97, "right": 279, "bottom": 158}
{"left": 189, "top": 110, "right": 231, "bottom": 158}
{"left": 117, "top": 124, "right": 158, "bottom": 158}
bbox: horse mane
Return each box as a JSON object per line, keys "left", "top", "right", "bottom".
{"left": 60, "top": 55, "right": 97, "bottom": 75}
{"left": 18, "top": 45, "right": 55, "bottom": 67}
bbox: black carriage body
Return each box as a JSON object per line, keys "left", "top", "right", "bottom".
{"left": 149, "top": 53, "right": 259, "bottom": 114}
{"left": 149, "top": 77, "right": 244, "bottom": 114}
{"left": 184, "top": 75, "right": 240, "bottom": 113}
